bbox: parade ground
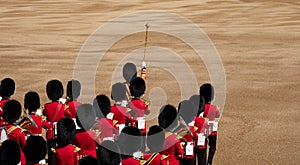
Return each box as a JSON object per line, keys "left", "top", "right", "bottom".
{"left": 0, "top": 0, "right": 299, "bottom": 164}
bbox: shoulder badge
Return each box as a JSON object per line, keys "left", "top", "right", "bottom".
{"left": 161, "top": 154, "right": 169, "bottom": 160}
{"left": 51, "top": 148, "right": 56, "bottom": 153}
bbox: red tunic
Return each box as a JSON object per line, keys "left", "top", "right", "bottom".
{"left": 0, "top": 99, "right": 9, "bottom": 124}
{"left": 128, "top": 99, "right": 150, "bottom": 134}
{"left": 194, "top": 117, "right": 209, "bottom": 149}
{"left": 52, "top": 144, "right": 82, "bottom": 165}
{"left": 181, "top": 131, "right": 196, "bottom": 159}
{"left": 122, "top": 157, "right": 141, "bottom": 165}
{"left": 66, "top": 100, "right": 81, "bottom": 118}
{"left": 5, "top": 124, "right": 27, "bottom": 165}
{"left": 143, "top": 153, "right": 168, "bottom": 165}
{"left": 43, "top": 101, "right": 66, "bottom": 122}
{"left": 95, "top": 118, "right": 116, "bottom": 144}
{"left": 73, "top": 130, "right": 97, "bottom": 158}
{"left": 203, "top": 104, "right": 220, "bottom": 136}
{"left": 27, "top": 113, "right": 51, "bottom": 135}
{"left": 111, "top": 105, "right": 133, "bottom": 131}
{"left": 161, "top": 132, "right": 184, "bottom": 165}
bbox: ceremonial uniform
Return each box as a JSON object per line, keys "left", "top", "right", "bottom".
{"left": 51, "top": 144, "right": 82, "bottom": 165}
{"left": 5, "top": 124, "right": 27, "bottom": 165}
{"left": 180, "top": 129, "right": 196, "bottom": 165}
{"left": 128, "top": 98, "right": 150, "bottom": 134}
{"left": 73, "top": 129, "right": 97, "bottom": 158}
{"left": 95, "top": 117, "right": 116, "bottom": 144}
{"left": 122, "top": 156, "right": 141, "bottom": 165}
{"left": 194, "top": 116, "right": 209, "bottom": 165}
{"left": 66, "top": 100, "right": 81, "bottom": 118}
{"left": 27, "top": 112, "right": 51, "bottom": 136}
{"left": 0, "top": 98, "right": 9, "bottom": 124}
{"left": 143, "top": 152, "right": 168, "bottom": 165}
{"left": 111, "top": 104, "right": 132, "bottom": 132}
{"left": 161, "top": 132, "right": 184, "bottom": 165}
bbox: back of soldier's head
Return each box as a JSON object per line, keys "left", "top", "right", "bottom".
{"left": 67, "top": 79, "right": 81, "bottom": 100}
{"left": 178, "top": 100, "right": 197, "bottom": 124}
{"left": 147, "top": 125, "right": 165, "bottom": 153}
{"left": 189, "top": 94, "right": 205, "bottom": 116}
{"left": 129, "top": 77, "right": 146, "bottom": 98}
{"left": 97, "top": 140, "right": 121, "bottom": 165}
{"left": 76, "top": 104, "right": 96, "bottom": 130}
{"left": 25, "top": 136, "right": 47, "bottom": 164}
{"left": 118, "top": 126, "right": 142, "bottom": 156}
{"left": 57, "top": 117, "right": 76, "bottom": 146}
{"left": 24, "top": 91, "right": 40, "bottom": 114}
{"left": 46, "top": 79, "right": 63, "bottom": 101}
{"left": 3, "top": 100, "right": 22, "bottom": 124}
{"left": 0, "top": 78, "right": 15, "bottom": 98}
{"left": 93, "top": 94, "right": 111, "bottom": 119}
{"left": 199, "top": 83, "right": 214, "bottom": 104}
{"left": 78, "top": 156, "right": 100, "bottom": 165}
{"left": 0, "top": 139, "right": 21, "bottom": 165}
{"left": 111, "top": 83, "right": 127, "bottom": 102}
{"left": 158, "top": 104, "right": 178, "bottom": 131}
{"left": 122, "top": 63, "right": 137, "bottom": 83}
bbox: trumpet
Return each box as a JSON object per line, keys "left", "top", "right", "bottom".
{"left": 16, "top": 109, "right": 38, "bottom": 130}
{"left": 171, "top": 116, "right": 194, "bottom": 140}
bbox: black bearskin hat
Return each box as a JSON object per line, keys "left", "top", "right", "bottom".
{"left": 147, "top": 125, "right": 165, "bottom": 153}
{"left": 0, "top": 78, "right": 15, "bottom": 98}
{"left": 118, "top": 126, "right": 142, "bottom": 156}
{"left": 178, "top": 100, "right": 197, "bottom": 124}
{"left": 158, "top": 104, "right": 178, "bottom": 131}
{"left": 46, "top": 79, "right": 63, "bottom": 101}
{"left": 57, "top": 117, "right": 76, "bottom": 146}
{"left": 78, "top": 156, "right": 100, "bottom": 165}
{"left": 189, "top": 94, "right": 205, "bottom": 116}
{"left": 3, "top": 100, "right": 22, "bottom": 124}
{"left": 24, "top": 91, "right": 40, "bottom": 114}
{"left": 76, "top": 104, "right": 96, "bottom": 130}
{"left": 93, "top": 94, "right": 111, "bottom": 119}
{"left": 199, "top": 83, "right": 214, "bottom": 104}
{"left": 25, "top": 136, "right": 47, "bottom": 164}
{"left": 111, "top": 83, "right": 127, "bottom": 102}
{"left": 0, "top": 139, "right": 21, "bottom": 165}
{"left": 67, "top": 79, "right": 81, "bottom": 100}
{"left": 122, "top": 63, "right": 137, "bottom": 83}
{"left": 97, "top": 140, "right": 121, "bottom": 165}
{"left": 129, "top": 77, "right": 145, "bottom": 97}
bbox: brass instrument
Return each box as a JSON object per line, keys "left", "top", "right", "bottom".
{"left": 16, "top": 109, "right": 38, "bottom": 130}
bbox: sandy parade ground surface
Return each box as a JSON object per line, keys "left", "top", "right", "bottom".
{"left": 0, "top": 0, "right": 299, "bottom": 164}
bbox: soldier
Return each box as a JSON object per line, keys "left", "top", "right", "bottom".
{"left": 73, "top": 104, "right": 97, "bottom": 158}
{"left": 51, "top": 117, "right": 82, "bottom": 165}
{"left": 3, "top": 100, "right": 27, "bottom": 165}
{"left": 118, "top": 126, "right": 143, "bottom": 165}
{"left": 110, "top": 83, "right": 133, "bottom": 133}
{"left": 93, "top": 94, "right": 116, "bottom": 144}
{"left": 24, "top": 136, "right": 47, "bottom": 165}
{"left": 43, "top": 79, "right": 66, "bottom": 165}
{"left": 178, "top": 100, "right": 197, "bottom": 165}
{"left": 65, "top": 79, "right": 82, "bottom": 118}
{"left": 0, "top": 139, "right": 21, "bottom": 165}
{"left": 24, "top": 91, "right": 51, "bottom": 136}
{"left": 158, "top": 104, "right": 184, "bottom": 165}
{"left": 200, "top": 83, "right": 220, "bottom": 165}
{"left": 143, "top": 125, "right": 168, "bottom": 165}
{"left": 122, "top": 62, "right": 138, "bottom": 99}
{"left": 0, "top": 78, "right": 15, "bottom": 124}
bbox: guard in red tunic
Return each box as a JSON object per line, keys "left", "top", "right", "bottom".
{"left": 73, "top": 104, "right": 97, "bottom": 158}
{"left": 189, "top": 94, "right": 208, "bottom": 165}
{"left": 0, "top": 78, "right": 15, "bottom": 125}
{"left": 158, "top": 104, "right": 184, "bottom": 165}
{"left": 24, "top": 136, "right": 47, "bottom": 165}
{"left": 0, "top": 139, "right": 21, "bottom": 165}
{"left": 200, "top": 83, "right": 220, "bottom": 165}
{"left": 111, "top": 83, "right": 134, "bottom": 133}
{"left": 3, "top": 100, "right": 27, "bottom": 165}
{"left": 24, "top": 91, "right": 51, "bottom": 136}
{"left": 143, "top": 125, "right": 168, "bottom": 165}
{"left": 118, "top": 126, "right": 143, "bottom": 165}
{"left": 43, "top": 79, "right": 66, "bottom": 165}
{"left": 65, "top": 79, "right": 82, "bottom": 118}
{"left": 51, "top": 117, "right": 83, "bottom": 165}
{"left": 128, "top": 77, "right": 150, "bottom": 135}
{"left": 93, "top": 94, "right": 117, "bottom": 144}
{"left": 178, "top": 100, "right": 198, "bottom": 165}
{"left": 122, "top": 62, "right": 138, "bottom": 101}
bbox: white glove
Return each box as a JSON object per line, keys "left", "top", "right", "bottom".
{"left": 142, "top": 61, "right": 146, "bottom": 68}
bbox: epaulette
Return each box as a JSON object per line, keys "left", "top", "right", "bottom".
{"left": 126, "top": 108, "right": 132, "bottom": 113}
{"left": 42, "top": 116, "right": 47, "bottom": 122}
{"left": 51, "top": 148, "right": 56, "bottom": 153}
{"left": 194, "top": 126, "right": 198, "bottom": 132}
{"left": 73, "top": 145, "right": 81, "bottom": 153}
{"left": 113, "top": 120, "right": 118, "bottom": 126}
{"left": 144, "top": 101, "right": 150, "bottom": 106}
{"left": 161, "top": 154, "right": 168, "bottom": 160}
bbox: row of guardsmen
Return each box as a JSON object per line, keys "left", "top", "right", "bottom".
{"left": 0, "top": 62, "right": 220, "bottom": 165}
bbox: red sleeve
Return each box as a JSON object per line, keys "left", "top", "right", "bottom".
{"left": 215, "top": 109, "right": 220, "bottom": 118}
{"left": 175, "top": 140, "right": 184, "bottom": 159}
{"left": 19, "top": 131, "right": 27, "bottom": 151}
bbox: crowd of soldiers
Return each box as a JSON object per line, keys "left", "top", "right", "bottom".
{"left": 0, "top": 62, "right": 220, "bottom": 165}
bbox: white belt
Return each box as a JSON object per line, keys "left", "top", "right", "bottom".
{"left": 103, "top": 137, "right": 114, "bottom": 141}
